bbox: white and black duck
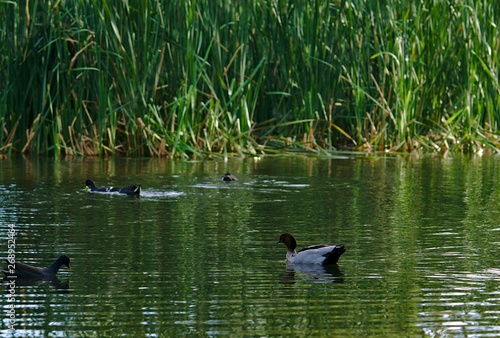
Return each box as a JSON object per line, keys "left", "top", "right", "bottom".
{"left": 277, "top": 233, "right": 345, "bottom": 265}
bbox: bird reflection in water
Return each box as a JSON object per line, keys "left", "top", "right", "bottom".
{"left": 3, "top": 276, "right": 71, "bottom": 292}
{"left": 279, "top": 263, "right": 344, "bottom": 285}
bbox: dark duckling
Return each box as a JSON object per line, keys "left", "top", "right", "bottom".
{"left": 222, "top": 173, "right": 238, "bottom": 181}
{"left": 2, "top": 254, "right": 71, "bottom": 278}
{"left": 85, "top": 179, "right": 141, "bottom": 195}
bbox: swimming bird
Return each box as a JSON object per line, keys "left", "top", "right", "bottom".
{"left": 222, "top": 172, "right": 238, "bottom": 181}
{"left": 2, "top": 255, "right": 71, "bottom": 278}
{"left": 85, "top": 179, "right": 141, "bottom": 195}
{"left": 277, "top": 233, "right": 345, "bottom": 265}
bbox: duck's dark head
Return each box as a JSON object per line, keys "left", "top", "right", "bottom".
{"left": 277, "top": 233, "right": 297, "bottom": 251}
{"left": 59, "top": 254, "right": 71, "bottom": 270}
{"left": 85, "top": 179, "right": 95, "bottom": 188}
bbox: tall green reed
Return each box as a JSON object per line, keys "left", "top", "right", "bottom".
{"left": 1, "top": 0, "right": 500, "bottom": 157}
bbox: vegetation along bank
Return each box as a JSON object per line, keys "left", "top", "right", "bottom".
{"left": 1, "top": 0, "right": 499, "bottom": 158}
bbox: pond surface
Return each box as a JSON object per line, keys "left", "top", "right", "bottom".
{"left": 1, "top": 154, "right": 500, "bottom": 336}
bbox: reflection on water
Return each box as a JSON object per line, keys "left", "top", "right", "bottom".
{"left": 3, "top": 276, "right": 70, "bottom": 291}
{"left": 1, "top": 155, "right": 500, "bottom": 335}
{"left": 280, "top": 263, "right": 344, "bottom": 285}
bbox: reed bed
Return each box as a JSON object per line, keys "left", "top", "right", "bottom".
{"left": 1, "top": 0, "right": 500, "bottom": 157}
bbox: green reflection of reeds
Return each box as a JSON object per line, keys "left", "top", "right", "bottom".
{"left": 1, "top": 0, "right": 500, "bottom": 157}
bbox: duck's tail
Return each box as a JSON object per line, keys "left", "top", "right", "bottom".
{"left": 323, "top": 245, "right": 346, "bottom": 265}
{"left": 120, "top": 184, "right": 141, "bottom": 195}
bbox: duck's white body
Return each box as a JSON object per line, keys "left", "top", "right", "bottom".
{"left": 278, "top": 233, "right": 345, "bottom": 266}
{"left": 286, "top": 245, "right": 344, "bottom": 264}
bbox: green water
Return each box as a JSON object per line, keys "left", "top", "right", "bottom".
{"left": 1, "top": 155, "right": 500, "bottom": 336}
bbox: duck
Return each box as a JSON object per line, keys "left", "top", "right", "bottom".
{"left": 2, "top": 255, "right": 71, "bottom": 278}
{"left": 85, "top": 179, "right": 141, "bottom": 195}
{"left": 222, "top": 172, "right": 238, "bottom": 181}
{"left": 277, "top": 233, "right": 345, "bottom": 265}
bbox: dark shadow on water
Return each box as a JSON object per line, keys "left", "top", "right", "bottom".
{"left": 279, "top": 263, "right": 344, "bottom": 285}
{"left": 3, "top": 276, "right": 71, "bottom": 292}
